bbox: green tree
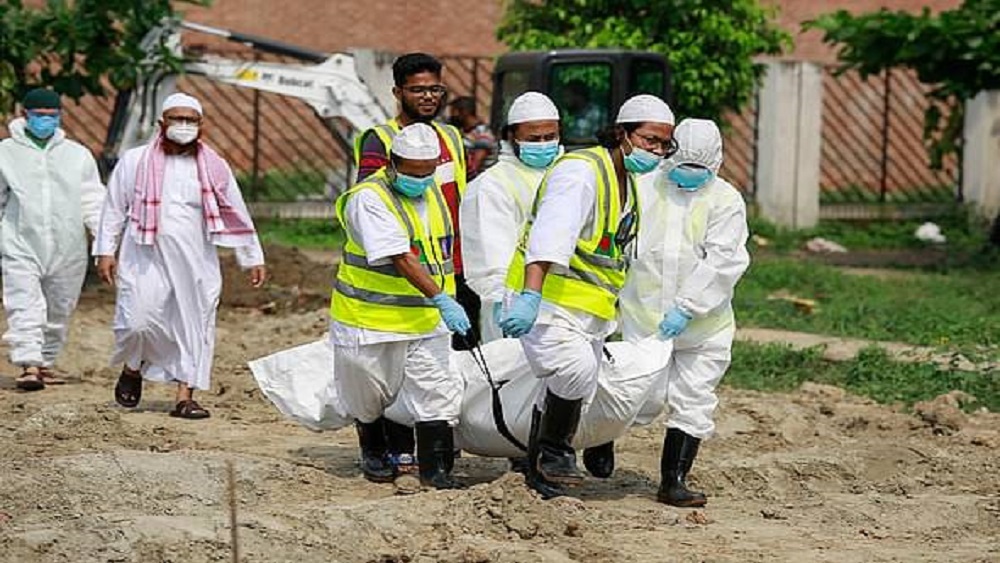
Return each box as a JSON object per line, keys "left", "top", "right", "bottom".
{"left": 496, "top": 0, "right": 791, "bottom": 123}
{"left": 806, "top": 0, "right": 1000, "bottom": 169}
{"left": 0, "top": 0, "right": 210, "bottom": 112}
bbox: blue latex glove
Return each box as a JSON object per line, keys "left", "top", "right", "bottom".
{"left": 431, "top": 293, "right": 471, "bottom": 335}
{"left": 659, "top": 307, "right": 692, "bottom": 339}
{"left": 499, "top": 290, "right": 542, "bottom": 338}
{"left": 492, "top": 301, "right": 503, "bottom": 327}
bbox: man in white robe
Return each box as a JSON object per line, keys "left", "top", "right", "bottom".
{"left": 94, "top": 93, "right": 267, "bottom": 419}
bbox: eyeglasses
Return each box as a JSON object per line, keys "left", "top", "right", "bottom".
{"left": 164, "top": 115, "right": 202, "bottom": 125}
{"left": 631, "top": 132, "right": 678, "bottom": 156}
{"left": 26, "top": 110, "right": 61, "bottom": 117}
{"left": 401, "top": 85, "right": 447, "bottom": 97}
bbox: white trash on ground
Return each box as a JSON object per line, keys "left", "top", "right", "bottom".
{"left": 804, "top": 237, "right": 848, "bottom": 253}
{"left": 914, "top": 222, "right": 947, "bottom": 244}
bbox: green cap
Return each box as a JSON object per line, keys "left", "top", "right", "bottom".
{"left": 22, "top": 88, "right": 61, "bottom": 110}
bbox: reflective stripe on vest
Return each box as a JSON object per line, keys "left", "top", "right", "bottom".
{"left": 331, "top": 169, "right": 456, "bottom": 333}
{"left": 505, "top": 146, "right": 632, "bottom": 321}
{"left": 352, "top": 118, "right": 468, "bottom": 196}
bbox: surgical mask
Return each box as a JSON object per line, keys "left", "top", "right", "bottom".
{"left": 392, "top": 170, "right": 435, "bottom": 198}
{"left": 668, "top": 164, "right": 714, "bottom": 191}
{"left": 623, "top": 137, "right": 661, "bottom": 174}
{"left": 165, "top": 123, "right": 200, "bottom": 145}
{"left": 516, "top": 140, "right": 560, "bottom": 168}
{"left": 25, "top": 113, "right": 60, "bottom": 139}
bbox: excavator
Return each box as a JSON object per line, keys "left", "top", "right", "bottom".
{"left": 103, "top": 19, "right": 672, "bottom": 195}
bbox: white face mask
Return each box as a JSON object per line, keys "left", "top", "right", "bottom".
{"left": 165, "top": 123, "right": 199, "bottom": 145}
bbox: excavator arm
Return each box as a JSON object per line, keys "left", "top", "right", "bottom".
{"left": 102, "top": 19, "right": 393, "bottom": 187}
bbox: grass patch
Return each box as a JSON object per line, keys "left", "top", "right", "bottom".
{"left": 726, "top": 342, "right": 999, "bottom": 412}
{"left": 257, "top": 219, "right": 344, "bottom": 249}
{"left": 748, "top": 210, "right": 992, "bottom": 256}
{"left": 736, "top": 257, "right": 1000, "bottom": 349}
{"left": 238, "top": 168, "right": 332, "bottom": 202}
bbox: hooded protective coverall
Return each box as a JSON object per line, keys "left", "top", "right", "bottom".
{"left": 460, "top": 141, "right": 547, "bottom": 343}
{"left": 620, "top": 119, "right": 750, "bottom": 439}
{"left": 0, "top": 118, "right": 105, "bottom": 368}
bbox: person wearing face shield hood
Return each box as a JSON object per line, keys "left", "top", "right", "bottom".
{"left": 500, "top": 94, "right": 676, "bottom": 499}
{"left": 619, "top": 118, "right": 750, "bottom": 507}
{"left": 0, "top": 88, "right": 106, "bottom": 391}
{"left": 94, "top": 93, "right": 268, "bottom": 420}
{"left": 331, "top": 123, "right": 470, "bottom": 490}
{"left": 460, "top": 92, "right": 561, "bottom": 345}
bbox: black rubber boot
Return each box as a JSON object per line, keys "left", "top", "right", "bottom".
{"left": 509, "top": 457, "right": 530, "bottom": 474}
{"left": 583, "top": 441, "right": 615, "bottom": 478}
{"left": 536, "top": 391, "right": 586, "bottom": 485}
{"left": 656, "top": 428, "right": 707, "bottom": 507}
{"left": 416, "top": 421, "right": 463, "bottom": 490}
{"left": 525, "top": 408, "right": 565, "bottom": 499}
{"left": 355, "top": 419, "right": 394, "bottom": 483}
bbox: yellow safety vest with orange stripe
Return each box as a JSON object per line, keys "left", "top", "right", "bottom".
{"left": 331, "top": 169, "right": 456, "bottom": 333}
{"left": 353, "top": 118, "right": 468, "bottom": 196}
{"left": 505, "top": 146, "right": 636, "bottom": 321}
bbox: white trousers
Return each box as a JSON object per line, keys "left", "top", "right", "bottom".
{"left": 1, "top": 254, "right": 87, "bottom": 367}
{"left": 660, "top": 324, "right": 735, "bottom": 439}
{"left": 521, "top": 323, "right": 603, "bottom": 404}
{"left": 334, "top": 334, "right": 461, "bottom": 425}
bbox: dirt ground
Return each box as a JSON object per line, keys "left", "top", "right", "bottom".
{"left": 1, "top": 246, "right": 997, "bottom": 563}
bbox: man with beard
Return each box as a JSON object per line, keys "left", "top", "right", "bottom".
{"left": 350, "top": 53, "right": 477, "bottom": 488}
{"left": 95, "top": 93, "right": 267, "bottom": 419}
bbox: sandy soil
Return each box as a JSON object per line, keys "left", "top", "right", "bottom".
{"left": 0, "top": 247, "right": 997, "bottom": 563}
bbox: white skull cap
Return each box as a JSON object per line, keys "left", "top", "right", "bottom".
{"left": 507, "top": 91, "right": 560, "bottom": 125}
{"left": 162, "top": 93, "right": 203, "bottom": 116}
{"left": 616, "top": 94, "right": 675, "bottom": 125}
{"left": 391, "top": 123, "right": 441, "bottom": 160}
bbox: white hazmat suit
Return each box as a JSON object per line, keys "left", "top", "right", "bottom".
{"left": 620, "top": 119, "right": 750, "bottom": 439}
{"left": 461, "top": 142, "right": 547, "bottom": 343}
{"left": 0, "top": 118, "right": 105, "bottom": 368}
{"left": 461, "top": 92, "right": 559, "bottom": 344}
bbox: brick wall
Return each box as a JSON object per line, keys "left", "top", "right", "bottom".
{"left": 768, "top": 0, "right": 962, "bottom": 62}
{"left": 179, "top": 0, "right": 505, "bottom": 57}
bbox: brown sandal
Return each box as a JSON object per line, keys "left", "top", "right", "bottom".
{"left": 114, "top": 368, "right": 143, "bottom": 408}
{"left": 169, "top": 400, "right": 211, "bottom": 420}
{"left": 15, "top": 369, "right": 44, "bottom": 392}
{"left": 38, "top": 367, "right": 67, "bottom": 385}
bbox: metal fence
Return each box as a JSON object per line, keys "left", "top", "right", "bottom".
{"left": 719, "top": 94, "right": 759, "bottom": 198}
{"left": 820, "top": 67, "right": 960, "bottom": 211}
{"left": 440, "top": 55, "right": 494, "bottom": 123}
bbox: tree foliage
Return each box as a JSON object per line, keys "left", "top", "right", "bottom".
{"left": 806, "top": 1, "right": 1000, "bottom": 168}
{"left": 496, "top": 0, "right": 790, "bottom": 124}
{"left": 0, "top": 0, "right": 209, "bottom": 112}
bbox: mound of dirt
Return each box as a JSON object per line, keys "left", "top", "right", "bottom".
{"left": 220, "top": 244, "right": 336, "bottom": 312}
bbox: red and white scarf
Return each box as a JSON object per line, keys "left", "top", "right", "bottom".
{"left": 130, "top": 137, "right": 256, "bottom": 245}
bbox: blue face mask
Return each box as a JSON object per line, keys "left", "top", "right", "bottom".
{"left": 392, "top": 169, "right": 435, "bottom": 198}
{"left": 623, "top": 137, "right": 661, "bottom": 174}
{"left": 667, "top": 164, "right": 714, "bottom": 191}
{"left": 516, "top": 140, "right": 560, "bottom": 169}
{"left": 25, "top": 113, "right": 60, "bottom": 139}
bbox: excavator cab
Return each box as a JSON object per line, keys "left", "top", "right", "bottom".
{"left": 490, "top": 50, "right": 672, "bottom": 148}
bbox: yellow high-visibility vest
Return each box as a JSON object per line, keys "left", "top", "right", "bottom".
{"left": 352, "top": 118, "right": 468, "bottom": 196}
{"left": 505, "top": 146, "right": 636, "bottom": 321}
{"left": 331, "top": 169, "right": 456, "bottom": 333}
